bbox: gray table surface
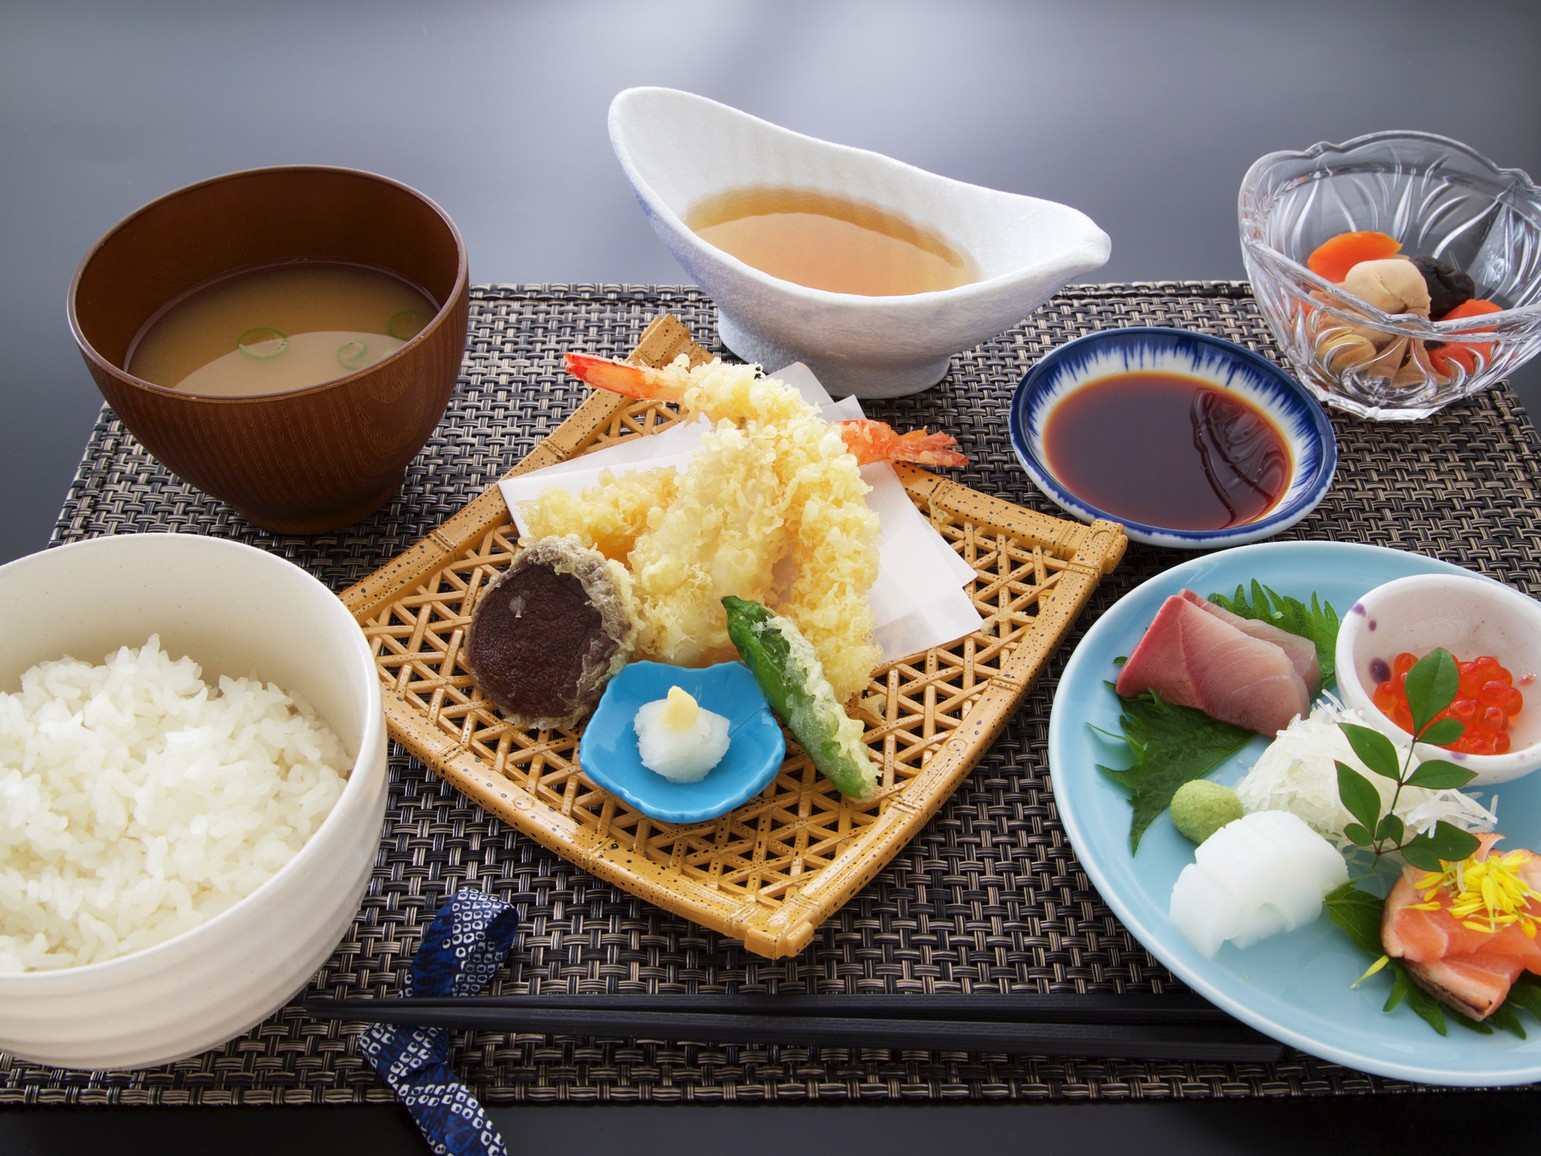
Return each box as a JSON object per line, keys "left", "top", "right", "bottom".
{"left": 5, "top": 1, "right": 1541, "bottom": 1151}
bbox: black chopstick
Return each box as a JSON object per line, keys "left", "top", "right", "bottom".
{"left": 310, "top": 990, "right": 1233, "bottom": 1024}
{"left": 305, "top": 992, "right": 1285, "bottom": 1062}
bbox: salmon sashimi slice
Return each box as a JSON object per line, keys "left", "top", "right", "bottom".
{"left": 1403, "top": 954, "right": 1527, "bottom": 1022}
{"left": 1383, "top": 870, "right": 1541, "bottom": 965}
{"left": 1382, "top": 838, "right": 1541, "bottom": 967}
{"left": 1115, "top": 590, "right": 1311, "bottom": 735}
{"left": 1179, "top": 590, "right": 1323, "bottom": 695}
{"left": 1382, "top": 835, "right": 1541, "bottom": 1019}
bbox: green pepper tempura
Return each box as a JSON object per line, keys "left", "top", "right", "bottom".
{"left": 722, "top": 595, "right": 878, "bottom": 801}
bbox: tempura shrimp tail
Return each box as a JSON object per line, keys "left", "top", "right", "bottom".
{"left": 564, "top": 353, "right": 970, "bottom": 467}
{"left": 835, "top": 419, "right": 969, "bottom": 467}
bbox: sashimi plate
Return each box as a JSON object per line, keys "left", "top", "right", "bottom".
{"left": 1048, "top": 539, "right": 1541, "bottom": 1085}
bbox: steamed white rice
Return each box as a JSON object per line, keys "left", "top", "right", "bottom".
{"left": 0, "top": 635, "right": 349, "bottom": 972}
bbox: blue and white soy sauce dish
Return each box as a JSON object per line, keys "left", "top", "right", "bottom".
{"left": 1009, "top": 327, "right": 1337, "bottom": 549}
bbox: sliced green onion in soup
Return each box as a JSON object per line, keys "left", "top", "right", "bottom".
{"left": 236, "top": 327, "right": 289, "bottom": 359}
{"left": 387, "top": 309, "right": 429, "bottom": 341}
{"left": 336, "top": 339, "right": 370, "bottom": 371}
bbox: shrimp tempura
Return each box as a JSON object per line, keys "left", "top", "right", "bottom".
{"left": 528, "top": 356, "right": 882, "bottom": 700}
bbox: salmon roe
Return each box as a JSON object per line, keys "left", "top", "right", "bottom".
{"left": 1372, "top": 652, "right": 1524, "bottom": 755}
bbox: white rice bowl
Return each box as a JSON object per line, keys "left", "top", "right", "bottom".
{"left": 0, "top": 635, "right": 348, "bottom": 972}
{"left": 0, "top": 534, "right": 387, "bottom": 1071}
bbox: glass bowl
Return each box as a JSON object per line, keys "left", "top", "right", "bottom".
{"left": 1239, "top": 131, "right": 1541, "bottom": 419}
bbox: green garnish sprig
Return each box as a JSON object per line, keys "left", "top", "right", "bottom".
{"left": 1335, "top": 647, "right": 1482, "bottom": 869}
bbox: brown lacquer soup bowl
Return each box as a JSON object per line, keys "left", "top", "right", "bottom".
{"left": 68, "top": 165, "right": 469, "bottom": 534}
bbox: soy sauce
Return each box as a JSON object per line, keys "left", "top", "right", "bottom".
{"left": 1043, "top": 372, "right": 1290, "bottom": 530}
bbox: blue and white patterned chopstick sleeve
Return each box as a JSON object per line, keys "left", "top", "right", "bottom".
{"left": 357, "top": 888, "right": 520, "bottom": 1156}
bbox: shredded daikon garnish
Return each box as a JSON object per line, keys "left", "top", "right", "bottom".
{"left": 1234, "top": 695, "right": 1498, "bottom": 849}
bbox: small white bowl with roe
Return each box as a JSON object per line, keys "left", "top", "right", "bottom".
{"left": 1335, "top": 572, "right": 1541, "bottom": 785}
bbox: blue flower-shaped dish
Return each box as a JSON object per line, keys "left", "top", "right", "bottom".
{"left": 1009, "top": 327, "right": 1337, "bottom": 549}
{"left": 578, "top": 661, "right": 786, "bottom": 824}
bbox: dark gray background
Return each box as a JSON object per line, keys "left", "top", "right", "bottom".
{"left": 5, "top": 0, "right": 1540, "bottom": 568}
{"left": 4, "top": 1, "right": 1541, "bottom": 1150}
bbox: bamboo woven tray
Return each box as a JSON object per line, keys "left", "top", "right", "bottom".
{"left": 342, "top": 315, "right": 1127, "bottom": 957}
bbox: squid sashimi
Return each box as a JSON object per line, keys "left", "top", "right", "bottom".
{"left": 1169, "top": 809, "right": 1348, "bottom": 958}
{"left": 1381, "top": 834, "right": 1541, "bottom": 1021}
{"left": 1179, "top": 590, "right": 1322, "bottom": 694}
{"left": 1115, "top": 590, "right": 1312, "bottom": 735}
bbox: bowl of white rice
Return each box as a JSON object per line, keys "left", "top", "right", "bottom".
{"left": 0, "top": 533, "right": 387, "bottom": 1070}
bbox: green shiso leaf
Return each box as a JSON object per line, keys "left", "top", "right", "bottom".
{"left": 1323, "top": 882, "right": 1451, "bottom": 1036}
{"left": 1208, "top": 580, "right": 1340, "bottom": 686}
{"left": 1322, "top": 881, "right": 1385, "bottom": 955}
{"left": 1408, "top": 979, "right": 1464, "bottom": 1035}
{"left": 1096, "top": 684, "right": 1250, "bottom": 854}
{"left": 1503, "top": 976, "right": 1541, "bottom": 1026}
{"left": 1485, "top": 999, "right": 1529, "bottom": 1041}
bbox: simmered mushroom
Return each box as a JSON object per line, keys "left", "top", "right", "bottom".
{"left": 1410, "top": 255, "right": 1475, "bottom": 318}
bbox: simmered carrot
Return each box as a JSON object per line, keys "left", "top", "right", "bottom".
{"left": 1430, "top": 299, "right": 1503, "bottom": 375}
{"left": 1439, "top": 297, "right": 1502, "bottom": 321}
{"left": 1306, "top": 230, "right": 1402, "bottom": 283}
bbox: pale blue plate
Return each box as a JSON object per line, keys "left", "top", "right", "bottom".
{"left": 1048, "top": 539, "right": 1541, "bottom": 1085}
{"left": 579, "top": 661, "right": 785, "bottom": 825}
{"left": 1010, "top": 327, "right": 1337, "bottom": 549}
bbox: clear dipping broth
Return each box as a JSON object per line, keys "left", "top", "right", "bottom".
{"left": 127, "top": 260, "right": 438, "bottom": 396}
{"left": 1043, "top": 372, "right": 1291, "bottom": 530}
{"left": 685, "top": 186, "right": 977, "bottom": 296}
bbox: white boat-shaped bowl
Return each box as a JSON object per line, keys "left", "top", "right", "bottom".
{"left": 608, "top": 86, "right": 1111, "bottom": 398}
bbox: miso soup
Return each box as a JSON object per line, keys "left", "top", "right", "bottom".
{"left": 127, "top": 260, "right": 438, "bottom": 396}
{"left": 686, "top": 186, "right": 977, "bottom": 296}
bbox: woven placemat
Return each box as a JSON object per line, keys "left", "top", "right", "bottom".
{"left": 8, "top": 282, "right": 1541, "bottom": 1107}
